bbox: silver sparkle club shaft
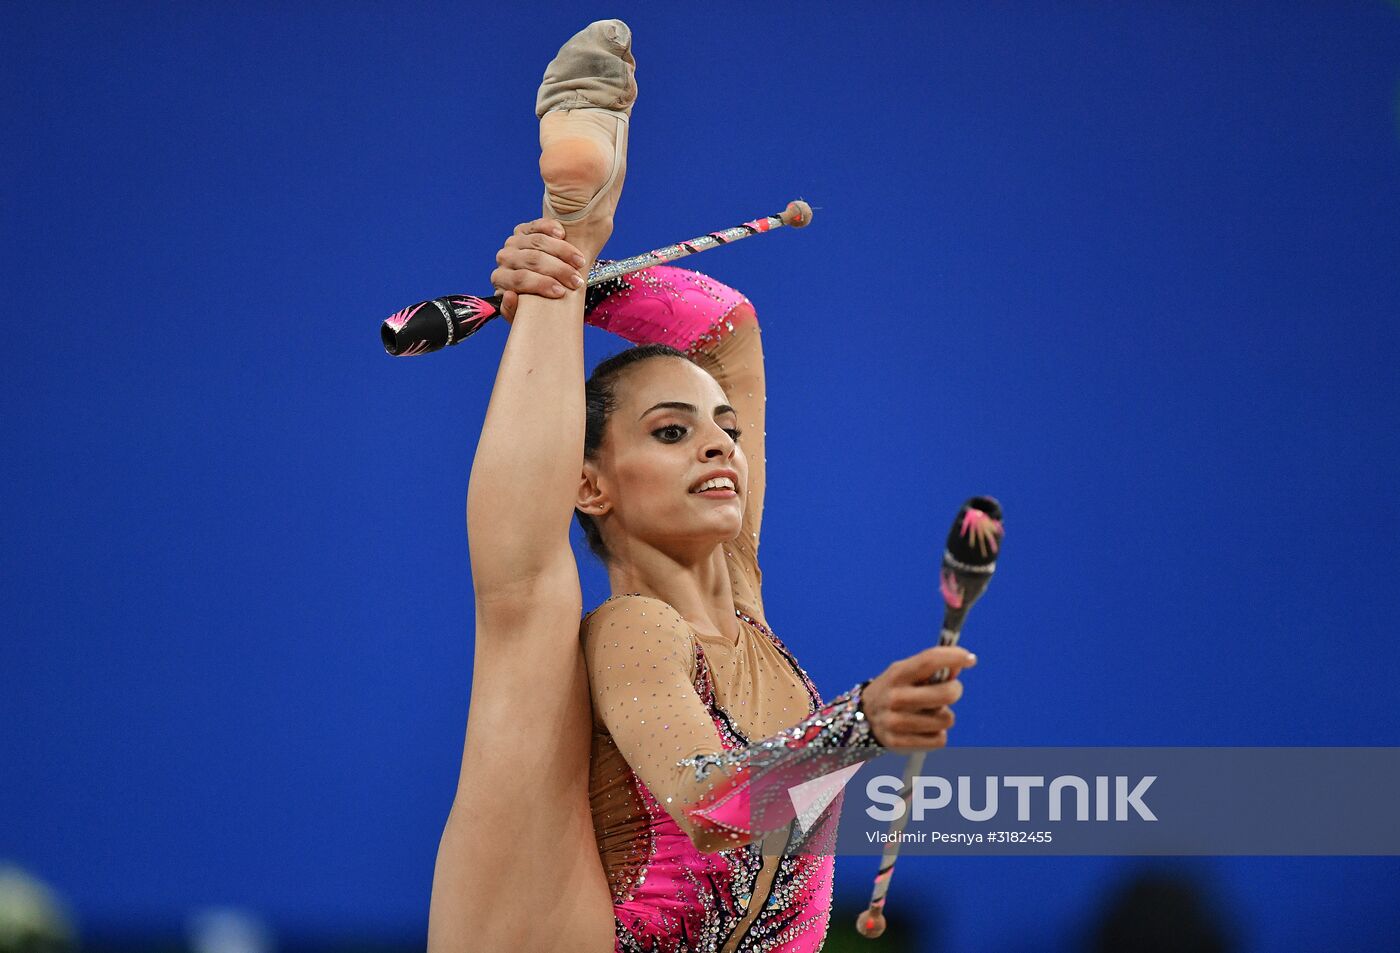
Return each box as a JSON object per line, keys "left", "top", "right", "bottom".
{"left": 381, "top": 200, "right": 813, "bottom": 357}
{"left": 583, "top": 200, "right": 811, "bottom": 286}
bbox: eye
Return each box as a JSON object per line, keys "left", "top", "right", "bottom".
{"left": 652, "top": 424, "right": 741, "bottom": 443}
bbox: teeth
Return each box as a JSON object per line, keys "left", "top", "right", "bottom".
{"left": 693, "top": 477, "right": 736, "bottom": 493}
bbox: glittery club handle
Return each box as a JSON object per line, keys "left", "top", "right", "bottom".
{"left": 856, "top": 497, "right": 1004, "bottom": 941}
{"left": 378, "top": 200, "right": 813, "bottom": 357}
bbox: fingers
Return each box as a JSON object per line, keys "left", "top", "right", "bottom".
{"left": 494, "top": 246, "right": 584, "bottom": 286}
{"left": 492, "top": 246, "right": 586, "bottom": 294}
{"left": 490, "top": 264, "right": 570, "bottom": 299}
{"left": 869, "top": 704, "right": 953, "bottom": 751}
{"left": 502, "top": 230, "right": 587, "bottom": 270}
{"left": 493, "top": 219, "right": 588, "bottom": 302}
{"left": 503, "top": 221, "right": 586, "bottom": 269}
{"left": 501, "top": 291, "right": 518, "bottom": 322}
{"left": 513, "top": 217, "right": 567, "bottom": 240}
{"left": 875, "top": 701, "right": 953, "bottom": 751}
{"left": 880, "top": 689, "right": 959, "bottom": 734}
{"left": 885, "top": 683, "right": 964, "bottom": 715}
{"left": 895, "top": 646, "right": 977, "bottom": 684}
{"left": 864, "top": 666, "right": 965, "bottom": 750}
{"left": 883, "top": 730, "right": 949, "bottom": 755}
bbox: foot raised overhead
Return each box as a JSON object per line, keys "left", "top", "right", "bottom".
{"left": 536, "top": 19, "right": 637, "bottom": 260}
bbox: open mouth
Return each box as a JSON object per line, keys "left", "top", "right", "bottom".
{"left": 690, "top": 475, "right": 738, "bottom": 497}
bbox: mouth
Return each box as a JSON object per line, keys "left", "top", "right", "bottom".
{"left": 690, "top": 473, "right": 739, "bottom": 499}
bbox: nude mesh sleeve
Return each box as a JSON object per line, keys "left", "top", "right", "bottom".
{"left": 583, "top": 595, "right": 882, "bottom": 852}
{"left": 584, "top": 267, "right": 767, "bottom": 615}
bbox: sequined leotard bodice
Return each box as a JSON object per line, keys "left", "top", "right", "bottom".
{"left": 579, "top": 267, "right": 885, "bottom": 953}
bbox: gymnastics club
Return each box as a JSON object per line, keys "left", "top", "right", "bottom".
{"left": 856, "top": 496, "right": 1005, "bottom": 940}
{"left": 380, "top": 199, "right": 814, "bottom": 357}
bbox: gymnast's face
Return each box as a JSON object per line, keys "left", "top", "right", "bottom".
{"left": 580, "top": 357, "right": 747, "bottom": 560}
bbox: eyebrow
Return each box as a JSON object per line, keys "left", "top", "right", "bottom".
{"left": 638, "top": 401, "right": 738, "bottom": 421}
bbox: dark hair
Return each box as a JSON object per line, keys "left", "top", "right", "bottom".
{"left": 576, "top": 343, "right": 693, "bottom": 563}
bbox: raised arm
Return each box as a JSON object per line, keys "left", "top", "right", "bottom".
{"left": 583, "top": 267, "right": 769, "bottom": 614}
{"left": 465, "top": 233, "right": 590, "bottom": 608}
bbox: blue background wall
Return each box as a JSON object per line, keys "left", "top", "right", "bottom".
{"left": 4, "top": 2, "right": 1399, "bottom": 949}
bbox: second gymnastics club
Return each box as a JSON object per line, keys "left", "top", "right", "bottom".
{"left": 380, "top": 199, "right": 813, "bottom": 357}
{"left": 856, "top": 496, "right": 1005, "bottom": 940}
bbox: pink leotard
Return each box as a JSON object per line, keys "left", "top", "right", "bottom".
{"left": 581, "top": 267, "right": 884, "bottom": 953}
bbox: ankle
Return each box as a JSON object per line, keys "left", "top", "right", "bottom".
{"left": 566, "top": 219, "right": 613, "bottom": 265}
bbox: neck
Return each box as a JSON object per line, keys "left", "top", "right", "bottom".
{"left": 605, "top": 540, "right": 737, "bottom": 641}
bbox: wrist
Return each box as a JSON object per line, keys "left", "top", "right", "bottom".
{"left": 845, "top": 680, "right": 885, "bottom": 751}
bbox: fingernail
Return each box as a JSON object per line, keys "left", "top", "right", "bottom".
{"left": 966, "top": 653, "right": 977, "bottom": 664}
{"left": 553, "top": 225, "right": 565, "bottom": 238}
{"left": 550, "top": 283, "right": 565, "bottom": 295}
{"left": 571, "top": 254, "right": 586, "bottom": 268}
{"left": 569, "top": 274, "right": 584, "bottom": 288}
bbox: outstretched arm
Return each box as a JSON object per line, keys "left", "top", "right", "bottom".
{"left": 583, "top": 595, "right": 973, "bottom": 852}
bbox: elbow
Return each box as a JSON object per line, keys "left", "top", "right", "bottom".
{"left": 689, "top": 824, "right": 753, "bottom": 854}
{"left": 676, "top": 764, "right": 760, "bottom": 852}
{"left": 681, "top": 797, "right": 756, "bottom": 853}
{"left": 668, "top": 803, "right": 749, "bottom": 853}
{"left": 729, "top": 300, "right": 758, "bottom": 327}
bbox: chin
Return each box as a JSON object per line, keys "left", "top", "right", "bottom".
{"left": 688, "top": 517, "right": 743, "bottom": 548}
{"left": 715, "top": 516, "right": 745, "bottom": 543}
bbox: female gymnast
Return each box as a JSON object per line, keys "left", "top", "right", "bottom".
{"left": 426, "top": 20, "right": 974, "bottom": 953}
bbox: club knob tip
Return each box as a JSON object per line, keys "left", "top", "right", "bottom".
{"left": 855, "top": 908, "right": 886, "bottom": 938}
{"left": 781, "top": 200, "right": 814, "bottom": 227}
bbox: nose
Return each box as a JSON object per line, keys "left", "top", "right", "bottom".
{"left": 698, "top": 420, "right": 736, "bottom": 460}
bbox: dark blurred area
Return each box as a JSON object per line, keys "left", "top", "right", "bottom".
{"left": 1088, "top": 870, "right": 1236, "bottom": 953}
{"left": 0, "top": 866, "right": 75, "bottom": 953}
{"left": 8, "top": 860, "right": 1400, "bottom": 952}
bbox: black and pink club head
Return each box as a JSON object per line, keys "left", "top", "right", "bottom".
{"left": 380, "top": 280, "right": 629, "bottom": 357}
{"left": 945, "top": 496, "right": 1004, "bottom": 569}
{"left": 381, "top": 295, "right": 502, "bottom": 357}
